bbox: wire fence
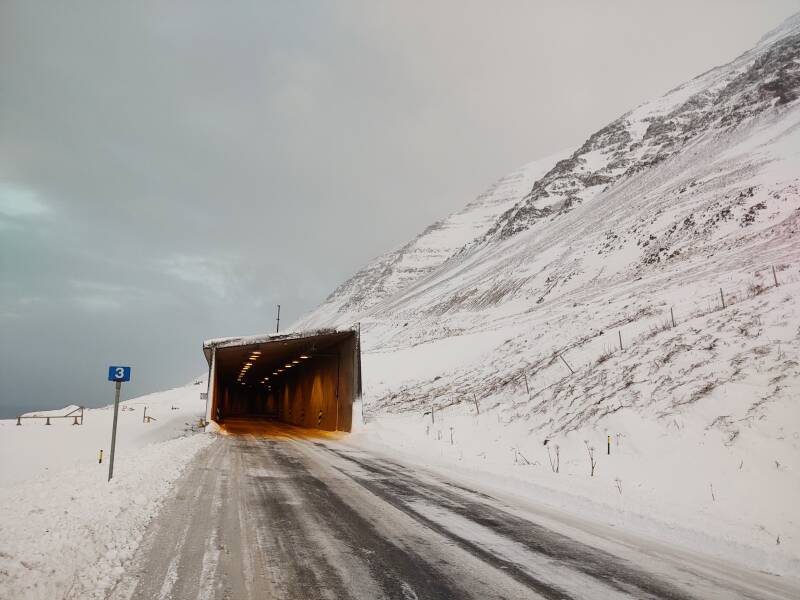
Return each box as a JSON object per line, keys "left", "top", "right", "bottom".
{"left": 395, "top": 262, "right": 799, "bottom": 421}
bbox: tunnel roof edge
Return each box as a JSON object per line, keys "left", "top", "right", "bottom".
{"left": 202, "top": 326, "right": 359, "bottom": 356}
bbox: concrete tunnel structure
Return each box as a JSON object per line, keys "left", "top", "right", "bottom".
{"left": 203, "top": 327, "right": 361, "bottom": 432}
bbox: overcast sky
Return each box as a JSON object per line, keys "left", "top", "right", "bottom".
{"left": 1, "top": 1, "right": 798, "bottom": 415}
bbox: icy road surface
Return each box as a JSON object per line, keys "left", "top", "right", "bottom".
{"left": 109, "top": 420, "right": 798, "bottom": 600}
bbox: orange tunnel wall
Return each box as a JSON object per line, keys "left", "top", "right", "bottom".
{"left": 209, "top": 333, "right": 358, "bottom": 432}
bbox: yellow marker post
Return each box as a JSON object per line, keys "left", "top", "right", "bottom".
{"left": 98, "top": 449, "right": 103, "bottom": 464}
{"left": 607, "top": 435, "right": 611, "bottom": 455}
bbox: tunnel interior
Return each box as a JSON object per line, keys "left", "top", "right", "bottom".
{"left": 206, "top": 330, "right": 360, "bottom": 432}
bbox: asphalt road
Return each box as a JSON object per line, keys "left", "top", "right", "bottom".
{"left": 109, "top": 420, "right": 799, "bottom": 600}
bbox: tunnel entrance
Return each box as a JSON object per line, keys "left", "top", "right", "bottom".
{"left": 203, "top": 327, "right": 361, "bottom": 432}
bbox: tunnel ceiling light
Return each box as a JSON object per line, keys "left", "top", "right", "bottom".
{"left": 252, "top": 350, "right": 261, "bottom": 355}
{"left": 272, "top": 371, "right": 278, "bottom": 375}
{"left": 292, "top": 360, "right": 299, "bottom": 364}
{"left": 285, "top": 364, "right": 292, "bottom": 368}
{"left": 300, "top": 355, "right": 309, "bottom": 359}
{"left": 244, "top": 362, "right": 252, "bottom": 366}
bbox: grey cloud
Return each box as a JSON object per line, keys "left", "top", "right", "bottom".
{"left": 1, "top": 1, "right": 797, "bottom": 414}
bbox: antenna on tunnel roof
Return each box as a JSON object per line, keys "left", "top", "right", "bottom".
{"left": 276, "top": 304, "right": 281, "bottom": 333}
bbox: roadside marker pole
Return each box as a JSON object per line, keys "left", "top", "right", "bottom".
{"left": 108, "top": 381, "right": 121, "bottom": 481}
{"left": 106, "top": 365, "right": 131, "bottom": 482}
{"left": 607, "top": 435, "right": 611, "bottom": 455}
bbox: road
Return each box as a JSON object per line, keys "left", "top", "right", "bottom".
{"left": 109, "top": 420, "right": 799, "bottom": 600}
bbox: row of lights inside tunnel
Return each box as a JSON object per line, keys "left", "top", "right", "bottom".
{"left": 236, "top": 350, "right": 311, "bottom": 389}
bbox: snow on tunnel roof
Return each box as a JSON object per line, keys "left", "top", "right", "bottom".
{"left": 202, "top": 325, "right": 359, "bottom": 364}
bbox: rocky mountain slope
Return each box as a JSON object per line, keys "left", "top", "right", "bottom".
{"left": 296, "top": 14, "right": 800, "bottom": 429}
{"left": 306, "top": 13, "right": 800, "bottom": 568}
{"left": 293, "top": 150, "right": 569, "bottom": 328}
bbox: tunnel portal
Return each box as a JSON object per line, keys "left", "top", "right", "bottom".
{"left": 203, "top": 328, "right": 361, "bottom": 432}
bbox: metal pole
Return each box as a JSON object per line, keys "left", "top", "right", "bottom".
{"left": 108, "top": 381, "right": 121, "bottom": 481}
{"left": 276, "top": 304, "right": 281, "bottom": 333}
{"left": 522, "top": 372, "right": 531, "bottom": 401}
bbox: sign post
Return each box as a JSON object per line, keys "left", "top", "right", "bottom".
{"left": 107, "top": 366, "right": 131, "bottom": 481}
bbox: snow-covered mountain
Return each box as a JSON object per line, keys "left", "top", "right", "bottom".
{"left": 296, "top": 13, "right": 800, "bottom": 425}
{"left": 293, "top": 15, "right": 800, "bottom": 566}
{"left": 293, "top": 150, "right": 570, "bottom": 328}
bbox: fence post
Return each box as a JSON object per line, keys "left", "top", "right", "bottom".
{"left": 670, "top": 307, "right": 676, "bottom": 328}
{"left": 559, "top": 353, "right": 575, "bottom": 374}
{"left": 618, "top": 330, "right": 623, "bottom": 351}
{"left": 473, "top": 394, "right": 480, "bottom": 415}
{"left": 720, "top": 288, "right": 726, "bottom": 309}
{"left": 523, "top": 372, "right": 531, "bottom": 402}
{"left": 16, "top": 416, "right": 21, "bottom": 426}
{"left": 46, "top": 417, "right": 51, "bottom": 425}
{"left": 772, "top": 266, "right": 779, "bottom": 287}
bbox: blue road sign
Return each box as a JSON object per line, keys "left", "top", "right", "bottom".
{"left": 108, "top": 366, "right": 131, "bottom": 382}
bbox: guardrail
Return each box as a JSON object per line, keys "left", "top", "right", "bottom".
{"left": 16, "top": 406, "right": 85, "bottom": 426}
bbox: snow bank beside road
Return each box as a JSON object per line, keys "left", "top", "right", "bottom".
{"left": 0, "top": 381, "right": 212, "bottom": 599}
{"left": 349, "top": 389, "right": 799, "bottom": 579}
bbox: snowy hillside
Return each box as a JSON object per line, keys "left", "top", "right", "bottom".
{"left": 293, "top": 150, "right": 569, "bottom": 329}
{"left": 294, "top": 13, "right": 800, "bottom": 571}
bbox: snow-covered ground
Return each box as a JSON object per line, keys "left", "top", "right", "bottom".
{"left": 0, "top": 380, "right": 211, "bottom": 600}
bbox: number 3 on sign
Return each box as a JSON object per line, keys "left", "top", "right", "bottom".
{"left": 108, "top": 366, "right": 132, "bottom": 382}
